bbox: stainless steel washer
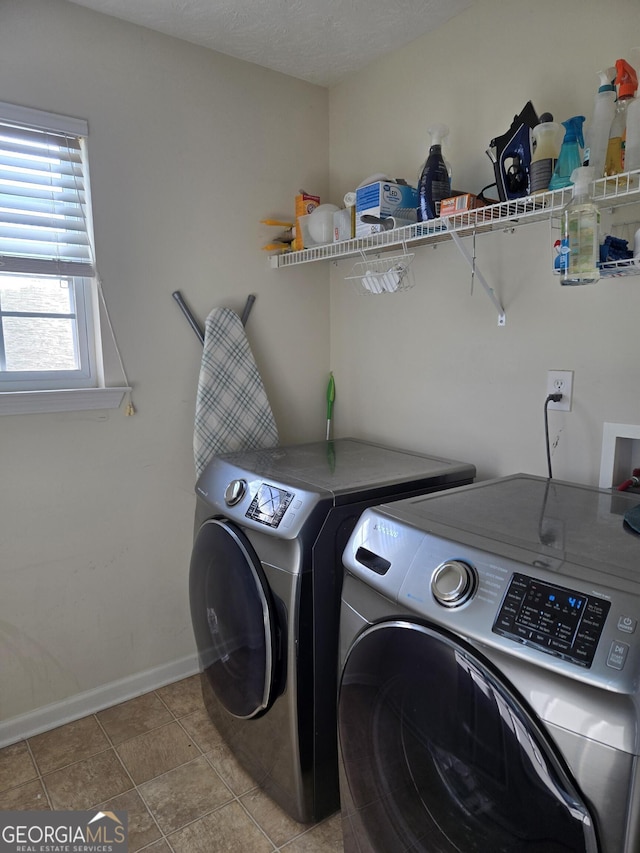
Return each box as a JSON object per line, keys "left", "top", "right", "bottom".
{"left": 189, "top": 438, "right": 475, "bottom": 823}
{"left": 338, "top": 474, "right": 640, "bottom": 852}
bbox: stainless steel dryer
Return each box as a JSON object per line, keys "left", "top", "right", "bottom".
{"left": 338, "top": 474, "right": 640, "bottom": 852}
{"left": 188, "top": 438, "right": 475, "bottom": 824}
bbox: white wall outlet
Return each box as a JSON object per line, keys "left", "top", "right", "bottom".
{"left": 547, "top": 370, "right": 573, "bottom": 411}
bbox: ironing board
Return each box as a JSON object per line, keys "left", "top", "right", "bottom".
{"left": 194, "top": 307, "right": 279, "bottom": 477}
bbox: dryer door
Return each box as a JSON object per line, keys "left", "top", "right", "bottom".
{"left": 189, "top": 519, "right": 278, "bottom": 720}
{"left": 338, "top": 621, "right": 599, "bottom": 853}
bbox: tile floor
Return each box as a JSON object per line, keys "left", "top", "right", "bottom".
{"left": 0, "top": 675, "right": 343, "bottom": 852}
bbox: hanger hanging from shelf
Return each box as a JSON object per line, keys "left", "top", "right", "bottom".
{"left": 172, "top": 291, "right": 256, "bottom": 345}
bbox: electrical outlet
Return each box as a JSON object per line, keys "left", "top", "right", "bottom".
{"left": 547, "top": 370, "right": 573, "bottom": 411}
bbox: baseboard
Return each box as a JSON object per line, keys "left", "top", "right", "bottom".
{"left": 0, "top": 654, "right": 200, "bottom": 749}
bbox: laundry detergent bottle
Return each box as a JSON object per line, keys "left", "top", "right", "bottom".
{"left": 549, "top": 116, "right": 585, "bottom": 191}
{"left": 417, "top": 123, "right": 451, "bottom": 221}
{"left": 622, "top": 50, "right": 640, "bottom": 173}
{"left": 584, "top": 67, "right": 617, "bottom": 178}
{"left": 560, "top": 166, "right": 600, "bottom": 285}
{"left": 604, "top": 59, "right": 638, "bottom": 176}
{"left": 529, "top": 113, "right": 563, "bottom": 193}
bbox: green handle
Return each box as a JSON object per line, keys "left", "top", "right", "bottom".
{"left": 326, "top": 372, "right": 335, "bottom": 420}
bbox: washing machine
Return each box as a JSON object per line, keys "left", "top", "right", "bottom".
{"left": 338, "top": 474, "right": 640, "bottom": 852}
{"left": 188, "top": 437, "right": 475, "bottom": 824}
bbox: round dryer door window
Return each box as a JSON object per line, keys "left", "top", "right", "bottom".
{"left": 338, "top": 621, "right": 598, "bottom": 853}
{"left": 189, "top": 519, "right": 278, "bottom": 720}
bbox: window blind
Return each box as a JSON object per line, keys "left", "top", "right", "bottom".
{"left": 0, "top": 102, "right": 95, "bottom": 278}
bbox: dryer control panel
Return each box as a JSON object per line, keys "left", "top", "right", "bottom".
{"left": 245, "top": 483, "right": 294, "bottom": 528}
{"left": 492, "top": 573, "right": 610, "bottom": 668}
{"left": 195, "top": 458, "right": 324, "bottom": 539}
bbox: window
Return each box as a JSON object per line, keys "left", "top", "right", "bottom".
{"left": 0, "top": 102, "right": 129, "bottom": 413}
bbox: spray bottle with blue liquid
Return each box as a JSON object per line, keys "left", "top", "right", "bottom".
{"left": 549, "top": 116, "right": 586, "bottom": 191}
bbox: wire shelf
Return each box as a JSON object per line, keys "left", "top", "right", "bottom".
{"left": 270, "top": 169, "right": 640, "bottom": 270}
{"left": 599, "top": 257, "right": 640, "bottom": 278}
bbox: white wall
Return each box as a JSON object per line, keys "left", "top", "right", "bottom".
{"left": 329, "top": 0, "right": 640, "bottom": 484}
{"left": 0, "top": 0, "right": 329, "bottom": 728}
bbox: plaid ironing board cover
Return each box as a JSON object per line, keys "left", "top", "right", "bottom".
{"left": 194, "top": 307, "right": 279, "bottom": 477}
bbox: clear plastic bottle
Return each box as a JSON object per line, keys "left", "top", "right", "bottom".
{"left": 530, "top": 113, "right": 564, "bottom": 193}
{"left": 560, "top": 166, "right": 600, "bottom": 285}
{"left": 604, "top": 59, "right": 638, "bottom": 176}
{"left": 417, "top": 124, "right": 451, "bottom": 221}
{"left": 584, "top": 68, "right": 617, "bottom": 178}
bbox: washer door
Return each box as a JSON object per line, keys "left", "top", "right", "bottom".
{"left": 189, "top": 519, "right": 278, "bottom": 720}
{"left": 338, "top": 621, "right": 599, "bottom": 853}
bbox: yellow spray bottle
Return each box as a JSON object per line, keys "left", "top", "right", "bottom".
{"left": 604, "top": 59, "right": 638, "bottom": 176}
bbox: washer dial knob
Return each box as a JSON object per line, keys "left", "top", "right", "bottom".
{"left": 224, "top": 479, "right": 247, "bottom": 506}
{"left": 431, "top": 560, "right": 476, "bottom": 607}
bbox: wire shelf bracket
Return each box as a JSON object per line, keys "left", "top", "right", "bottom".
{"left": 448, "top": 230, "right": 506, "bottom": 326}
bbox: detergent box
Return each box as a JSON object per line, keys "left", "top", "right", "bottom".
{"left": 439, "top": 193, "right": 486, "bottom": 217}
{"left": 355, "top": 180, "right": 418, "bottom": 237}
{"left": 293, "top": 191, "right": 320, "bottom": 250}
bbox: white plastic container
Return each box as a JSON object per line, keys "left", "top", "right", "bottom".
{"left": 624, "top": 93, "right": 640, "bottom": 173}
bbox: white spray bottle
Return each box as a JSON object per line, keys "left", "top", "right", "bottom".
{"left": 623, "top": 48, "right": 640, "bottom": 173}
{"left": 584, "top": 67, "right": 616, "bottom": 178}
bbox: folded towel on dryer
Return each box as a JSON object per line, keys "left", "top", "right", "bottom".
{"left": 194, "top": 307, "right": 279, "bottom": 477}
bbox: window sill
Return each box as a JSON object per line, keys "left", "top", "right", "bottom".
{"left": 0, "top": 387, "right": 131, "bottom": 415}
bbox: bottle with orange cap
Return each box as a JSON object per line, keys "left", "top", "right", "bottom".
{"left": 604, "top": 59, "right": 638, "bottom": 177}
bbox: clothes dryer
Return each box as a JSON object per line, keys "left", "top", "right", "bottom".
{"left": 339, "top": 474, "right": 640, "bottom": 852}
{"left": 189, "top": 438, "right": 475, "bottom": 823}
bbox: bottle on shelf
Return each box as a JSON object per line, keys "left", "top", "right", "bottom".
{"left": 604, "top": 59, "right": 638, "bottom": 177}
{"left": 530, "top": 113, "right": 564, "bottom": 194}
{"left": 549, "top": 116, "right": 586, "bottom": 191}
{"left": 584, "top": 67, "right": 617, "bottom": 178}
{"left": 559, "top": 166, "right": 600, "bottom": 286}
{"left": 623, "top": 51, "right": 640, "bottom": 174}
{"left": 417, "top": 124, "right": 451, "bottom": 221}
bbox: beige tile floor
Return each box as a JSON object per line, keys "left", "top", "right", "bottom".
{"left": 0, "top": 675, "right": 343, "bottom": 852}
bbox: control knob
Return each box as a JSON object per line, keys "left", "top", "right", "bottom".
{"left": 431, "top": 560, "right": 477, "bottom": 607}
{"left": 224, "top": 479, "right": 247, "bottom": 506}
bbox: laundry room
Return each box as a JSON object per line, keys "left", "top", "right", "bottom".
{"left": 1, "top": 0, "right": 640, "bottom": 850}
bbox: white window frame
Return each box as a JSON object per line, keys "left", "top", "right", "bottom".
{"left": 0, "top": 102, "right": 128, "bottom": 414}
{"left": 0, "top": 274, "right": 96, "bottom": 391}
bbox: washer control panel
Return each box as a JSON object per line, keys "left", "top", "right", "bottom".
{"left": 492, "top": 572, "right": 611, "bottom": 668}
{"left": 431, "top": 560, "right": 477, "bottom": 608}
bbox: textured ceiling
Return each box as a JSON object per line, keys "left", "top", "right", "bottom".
{"left": 65, "top": 0, "right": 475, "bottom": 87}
